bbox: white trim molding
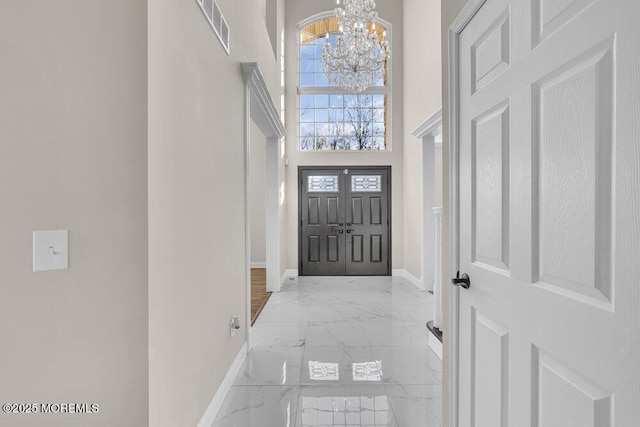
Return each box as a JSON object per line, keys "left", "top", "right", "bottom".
{"left": 242, "top": 63, "right": 286, "bottom": 139}
{"left": 412, "top": 107, "right": 443, "bottom": 139}
{"left": 197, "top": 342, "right": 248, "bottom": 427}
{"left": 447, "top": 2, "right": 488, "bottom": 426}
{"left": 250, "top": 262, "right": 267, "bottom": 269}
{"left": 392, "top": 269, "right": 424, "bottom": 291}
{"left": 242, "top": 62, "right": 286, "bottom": 351}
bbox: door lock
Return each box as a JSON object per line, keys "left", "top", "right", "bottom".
{"left": 451, "top": 271, "right": 470, "bottom": 289}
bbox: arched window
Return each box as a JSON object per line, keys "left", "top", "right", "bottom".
{"left": 298, "top": 15, "right": 390, "bottom": 151}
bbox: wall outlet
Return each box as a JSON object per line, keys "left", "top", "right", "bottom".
{"left": 230, "top": 315, "right": 241, "bottom": 338}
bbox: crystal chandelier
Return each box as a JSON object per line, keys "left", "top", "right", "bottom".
{"left": 321, "top": 0, "right": 391, "bottom": 93}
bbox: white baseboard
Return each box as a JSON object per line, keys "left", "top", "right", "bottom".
{"left": 392, "top": 269, "right": 424, "bottom": 291}
{"left": 428, "top": 332, "right": 443, "bottom": 360}
{"left": 250, "top": 262, "right": 267, "bottom": 269}
{"left": 197, "top": 342, "right": 248, "bottom": 427}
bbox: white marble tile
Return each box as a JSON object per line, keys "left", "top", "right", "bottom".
{"left": 371, "top": 346, "right": 441, "bottom": 385}
{"left": 234, "top": 347, "right": 304, "bottom": 386}
{"left": 213, "top": 385, "right": 299, "bottom": 427}
{"left": 305, "top": 321, "right": 369, "bottom": 347}
{"left": 335, "top": 304, "right": 414, "bottom": 322}
{"left": 362, "top": 321, "right": 430, "bottom": 347}
{"left": 295, "top": 385, "right": 398, "bottom": 427}
{"left": 251, "top": 322, "right": 308, "bottom": 347}
{"left": 401, "top": 303, "right": 436, "bottom": 323}
{"left": 215, "top": 276, "right": 443, "bottom": 427}
{"left": 385, "top": 385, "right": 442, "bottom": 427}
{"left": 301, "top": 346, "right": 381, "bottom": 385}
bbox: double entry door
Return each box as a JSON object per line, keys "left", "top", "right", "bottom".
{"left": 299, "top": 167, "right": 390, "bottom": 276}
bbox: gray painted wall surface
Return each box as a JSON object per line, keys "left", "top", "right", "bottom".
{"left": 148, "top": 0, "right": 284, "bottom": 425}
{"left": 0, "top": 2, "right": 149, "bottom": 426}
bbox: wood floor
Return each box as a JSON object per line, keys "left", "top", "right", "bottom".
{"left": 251, "top": 268, "right": 271, "bottom": 326}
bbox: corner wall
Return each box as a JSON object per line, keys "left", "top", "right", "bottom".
{"left": 148, "top": 0, "right": 284, "bottom": 425}
{"left": 0, "top": 2, "right": 148, "bottom": 426}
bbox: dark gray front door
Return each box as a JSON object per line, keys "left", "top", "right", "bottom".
{"left": 299, "top": 167, "right": 391, "bottom": 276}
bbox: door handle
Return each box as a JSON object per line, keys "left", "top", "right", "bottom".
{"left": 451, "top": 271, "right": 470, "bottom": 289}
{"left": 346, "top": 222, "right": 352, "bottom": 226}
{"left": 338, "top": 222, "right": 344, "bottom": 226}
{"left": 346, "top": 229, "right": 354, "bottom": 234}
{"left": 338, "top": 229, "right": 344, "bottom": 234}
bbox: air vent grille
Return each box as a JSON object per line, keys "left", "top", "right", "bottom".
{"left": 196, "top": 0, "right": 230, "bottom": 54}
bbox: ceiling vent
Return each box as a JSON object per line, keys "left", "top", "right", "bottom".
{"left": 197, "top": 0, "right": 230, "bottom": 54}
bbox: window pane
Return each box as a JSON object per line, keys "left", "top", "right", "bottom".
{"left": 358, "top": 95, "right": 373, "bottom": 107}
{"left": 373, "top": 95, "right": 385, "bottom": 108}
{"left": 300, "top": 73, "right": 314, "bottom": 86}
{"left": 316, "top": 123, "right": 329, "bottom": 136}
{"left": 315, "top": 109, "right": 329, "bottom": 122}
{"left": 300, "top": 45, "right": 315, "bottom": 59}
{"left": 329, "top": 109, "right": 343, "bottom": 122}
{"left": 315, "top": 95, "right": 329, "bottom": 108}
{"left": 343, "top": 94, "right": 356, "bottom": 107}
{"left": 308, "top": 176, "right": 339, "bottom": 193}
{"left": 300, "top": 109, "right": 314, "bottom": 122}
{"left": 300, "top": 94, "right": 315, "bottom": 110}
{"left": 300, "top": 123, "right": 315, "bottom": 136}
{"left": 300, "top": 59, "right": 314, "bottom": 73}
{"left": 330, "top": 95, "right": 343, "bottom": 108}
{"left": 315, "top": 73, "right": 329, "bottom": 86}
{"left": 373, "top": 122, "right": 385, "bottom": 136}
{"left": 351, "top": 175, "right": 382, "bottom": 192}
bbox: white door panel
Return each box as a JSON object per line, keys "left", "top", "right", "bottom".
{"left": 455, "top": 0, "right": 640, "bottom": 425}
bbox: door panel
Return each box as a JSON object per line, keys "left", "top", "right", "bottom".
{"left": 300, "top": 167, "right": 390, "bottom": 276}
{"left": 456, "top": 0, "right": 640, "bottom": 425}
{"left": 345, "top": 169, "right": 389, "bottom": 275}
{"left": 300, "top": 170, "right": 346, "bottom": 275}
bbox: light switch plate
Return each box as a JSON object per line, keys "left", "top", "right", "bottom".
{"left": 33, "top": 230, "right": 69, "bottom": 272}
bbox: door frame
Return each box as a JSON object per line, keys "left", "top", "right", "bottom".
{"left": 297, "top": 165, "right": 392, "bottom": 276}
{"left": 242, "top": 63, "right": 286, "bottom": 352}
{"left": 447, "top": 1, "right": 489, "bottom": 426}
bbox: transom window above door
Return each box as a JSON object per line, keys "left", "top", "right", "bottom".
{"left": 298, "top": 15, "right": 391, "bottom": 151}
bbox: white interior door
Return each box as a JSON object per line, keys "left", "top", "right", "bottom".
{"left": 455, "top": 0, "right": 640, "bottom": 425}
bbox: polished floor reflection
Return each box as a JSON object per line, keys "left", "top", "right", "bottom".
{"left": 212, "top": 276, "right": 442, "bottom": 426}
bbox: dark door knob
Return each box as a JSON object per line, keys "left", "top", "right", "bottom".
{"left": 452, "top": 271, "right": 470, "bottom": 289}
{"left": 338, "top": 222, "right": 344, "bottom": 226}
{"left": 338, "top": 229, "right": 344, "bottom": 234}
{"left": 346, "top": 222, "right": 352, "bottom": 226}
{"left": 346, "top": 229, "right": 354, "bottom": 234}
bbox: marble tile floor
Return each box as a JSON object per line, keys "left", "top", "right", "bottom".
{"left": 212, "top": 276, "right": 442, "bottom": 427}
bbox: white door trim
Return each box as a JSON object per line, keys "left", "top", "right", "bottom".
{"left": 447, "top": 2, "right": 488, "bottom": 426}
{"left": 413, "top": 107, "right": 443, "bottom": 294}
{"left": 242, "top": 63, "right": 286, "bottom": 352}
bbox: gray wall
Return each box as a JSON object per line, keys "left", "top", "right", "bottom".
{"left": 402, "top": 0, "right": 442, "bottom": 281}
{"left": 0, "top": 1, "right": 149, "bottom": 426}
{"left": 148, "top": 0, "right": 284, "bottom": 425}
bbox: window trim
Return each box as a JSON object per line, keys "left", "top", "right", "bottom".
{"left": 297, "top": 11, "right": 393, "bottom": 152}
